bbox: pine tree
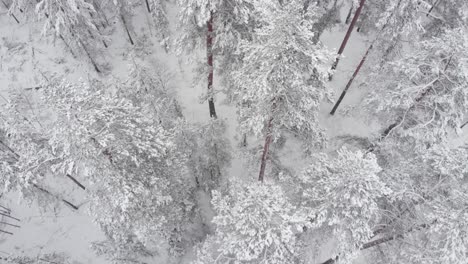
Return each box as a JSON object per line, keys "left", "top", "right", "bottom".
{"left": 193, "top": 180, "right": 308, "bottom": 264}
{"left": 299, "top": 147, "right": 390, "bottom": 263}
{"left": 366, "top": 26, "right": 468, "bottom": 146}
{"left": 232, "top": 0, "right": 332, "bottom": 181}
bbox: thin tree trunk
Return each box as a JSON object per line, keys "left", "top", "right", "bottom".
{"left": 427, "top": 0, "right": 440, "bottom": 16}
{"left": 461, "top": 121, "right": 468, "bottom": 129}
{"left": 0, "top": 209, "right": 9, "bottom": 215}
{"left": 330, "top": 43, "right": 373, "bottom": 115}
{"left": 330, "top": 0, "right": 404, "bottom": 116}
{"left": 242, "top": 134, "right": 247, "bottom": 147}
{"left": 121, "top": 14, "right": 134, "bottom": 45}
{"left": 329, "top": 0, "right": 366, "bottom": 80}
{"left": 91, "top": 0, "right": 109, "bottom": 28}
{"left": 0, "top": 204, "right": 10, "bottom": 212}
{"left": 0, "top": 229, "right": 13, "bottom": 235}
{"left": 79, "top": 40, "right": 101, "bottom": 73}
{"left": 345, "top": 3, "right": 354, "bottom": 24}
{"left": 207, "top": 11, "right": 217, "bottom": 118}
{"left": 66, "top": 174, "right": 86, "bottom": 190}
{"left": 1, "top": 0, "right": 20, "bottom": 24}
{"left": 32, "top": 184, "right": 79, "bottom": 210}
{"left": 0, "top": 140, "right": 20, "bottom": 160}
{"left": 144, "top": 0, "right": 151, "bottom": 13}
{"left": 58, "top": 35, "right": 77, "bottom": 58}
{"left": 0, "top": 212, "right": 20, "bottom": 222}
{"left": 258, "top": 118, "right": 273, "bottom": 182}
{"left": 0, "top": 221, "right": 20, "bottom": 228}
{"left": 379, "top": 55, "right": 453, "bottom": 139}
{"left": 320, "top": 222, "right": 434, "bottom": 264}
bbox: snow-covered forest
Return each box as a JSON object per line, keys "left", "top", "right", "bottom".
{"left": 0, "top": 0, "right": 467, "bottom": 263}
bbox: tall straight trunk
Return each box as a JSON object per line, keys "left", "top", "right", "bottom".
{"left": 258, "top": 118, "right": 273, "bottom": 182}
{"left": 144, "top": 0, "right": 151, "bottom": 13}
{"left": 207, "top": 11, "right": 217, "bottom": 118}
{"left": 121, "top": 14, "right": 134, "bottom": 45}
{"left": 330, "top": 43, "right": 373, "bottom": 115}
{"left": 329, "top": 0, "right": 366, "bottom": 80}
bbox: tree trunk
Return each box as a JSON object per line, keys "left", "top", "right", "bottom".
{"left": 0, "top": 229, "right": 13, "bottom": 235}
{"left": 59, "top": 35, "right": 77, "bottom": 58}
{"left": 92, "top": 0, "right": 109, "bottom": 28}
{"left": 79, "top": 40, "right": 101, "bottom": 73}
{"left": 329, "top": 0, "right": 366, "bottom": 80}
{"left": 0, "top": 221, "right": 20, "bottom": 228}
{"left": 0, "top": 212, "right": 20, "bottom": 222}
{"left": 258, "top": 118, "right": 273, "bottom": 182}
{"left": 144, "top": 0, "right": 151, "bottom": 13}
{"left": 242, "top": 133, "right": 247, "bottom": 147}
{"left": 345, "top": 3, "right": 354, "bottom": 24}
{"left": 121, "top": 14, "right": 134, "bottom": 45}
{"left": 0, "top": 204, "right": 10, "bottom": 213}
{"left": 427, "top": 0, "right": 439, "bottom": 16}
{"left": 330, "top": 43, "right": 373, "bottom": 115}
{"left": 207, "top": 11, "right": 217, "bottom": 118}
{"left": 461, "top": 121, "right": 468, "bottom": 129}
{"left": 32, "top": 184, "right": 79, "bottom": 210}
{"left": 66, "top": 174, "right": 86, "bottom": 190}
{"left": 1, "top": 0, "right": 20, "bottom": 23}
{"left": 319, "top": 222, "right": 434, "bottom": 264}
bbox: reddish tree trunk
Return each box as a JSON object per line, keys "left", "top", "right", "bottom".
{"left": 258, "top": 118, "right": 273, "bottom": 182}
{"left": 329, "top": 0, "right": 366, "bottom": 80}
{"left": 207, "top": 11, "right": 217, "bottom": 118}
{"left": 330, "top": 43, "right": 373, "bottom": 115}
